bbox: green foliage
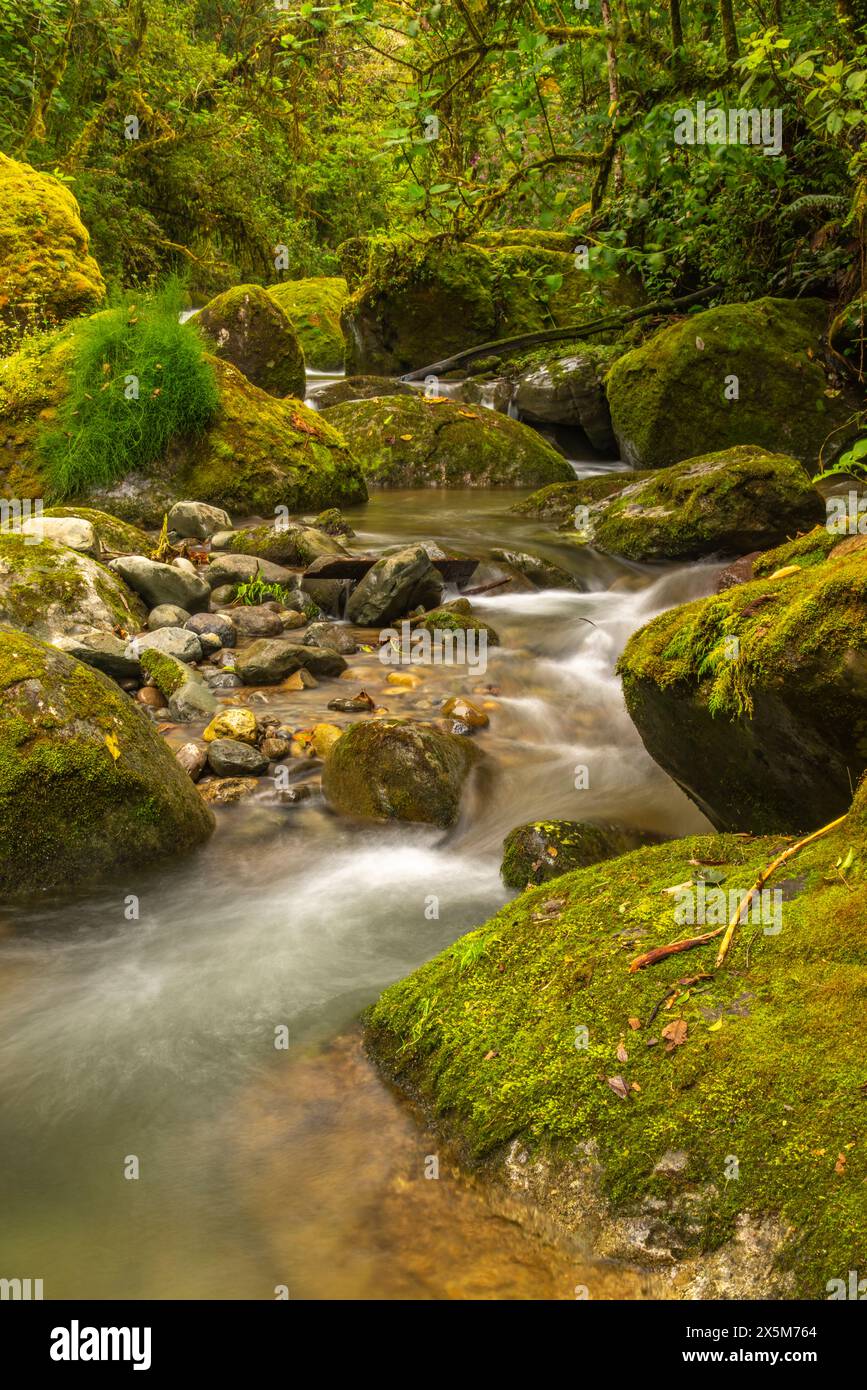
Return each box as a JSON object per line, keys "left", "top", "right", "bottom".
{"left": 232, "top": 574, "right": 296, "bottom": 607}
{"left": 39, "top": 279, "right": 219, "bottom": 498}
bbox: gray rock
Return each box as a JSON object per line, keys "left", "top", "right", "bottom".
{"left": 186, "top": 613, "right": 237, "bottom": 647}
{"left": 345, "top": 545, "right": 443, "bottom": 626}
{"left": 147, "top": 603, "right": 191, "bottom": 630}
{"left": 52, "top": 630, "right": 142, "bottom": 680}
{"left": 210, "top": 585, "right": 237, "bottom": 606}
{"left": 134, "top": 627, "right": 203, "bottom": 664}
{"left": 235, "top": 640, "right": 347, "bottom": 685}
{"left": 209, "top": 530, "right": 237, "bottom": 550}
{"left": 198, "top": 632, "right": 222, "bottom": 657}
{"left": 207, "top": 737, "right": 268, "bottom": 777}
{"left": 513, "top": 353, "right": 616, "bottom": 451}
{"left": 304, "top": 621, "right": 358, "bottom": 655}
{"left": 490, "top": 549, "right": 585, "bottom": 591}
{"left": 203, "top": 670, "right": 243, "bottom": 690}
{"left": 19, "top": 514, "right": 100, "bottom": 555}
{"left": 204, "top": 553, "right": 299, "bottom": 591}
{"left": 176, "top": 742, "right": 207, "bottom": 781}
{"left": 167, "top": 500, "right": 233, "bottom": 540}
{"left": 168, "top": 679, "right": 218, "bottom": 722}
{"left": 109, "top": 556, "right": 210, "bottom": 613}
{"left": 231, "top": 605, "right": 284, "bottom": 639}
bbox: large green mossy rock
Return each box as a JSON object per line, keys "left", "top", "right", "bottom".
{"left": 0, "top": 532, "right": 145, "bottom": 641}
{"left": 226, "top": 520, "right": 345, "bottom": 567}
{"left": 0, "top": 629, "right": 214, "bottom": 893}
{"left": 617, "top": 546, "right": 867, "bottom": 833}
{"left": 340, "top": 231, "right": 637, "bottom": 376}
{"left": 0, "top": 154, "right": 106, "bottom": 338}
{"left": 322, "top": 719, "right": 483, "bottom": 827}
{"left": 269, "top": 277, "right": 348, "bottom": 371}
{"left": 580, "top": 446, "right": 824, "bottom": 562}
{"left": 364, "top": 801, "right": 867, "bottom": 1297}
{"left": 0, "top": 331, "right": 368, "bottom": 524}
{"left": 320, "top": 394, "right": 574, "bottom": 488}
{"left": 197, "top": 284, "right": 306, "bottom": 398}
{"left": 606, "top": 298, "right": 857, "bottom": 471}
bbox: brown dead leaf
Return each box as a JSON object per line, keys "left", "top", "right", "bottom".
{"left": 628, "top": 1017, "right": 641, "bottom": 1031}
{"left": 605, "top": 1075, "right": 630, "bottom": 1101}
{"left": 616, "top": 1041, "right": 629, "bottom": 1064}
{"left": 835, "top": 1152, "right": 847, "bottom": 1174}
{"left": 484, "top": 1049, "right": 499, "bottom": 1061}
{"left": 661, "top": 1018, "right": 688, "bottom": 1052}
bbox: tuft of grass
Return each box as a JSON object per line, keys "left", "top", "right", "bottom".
{"left": 39, "top": 278, "right": 220, "bottom": 499}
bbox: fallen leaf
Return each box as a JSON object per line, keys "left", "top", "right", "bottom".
{"left": 399, "top": 433, "right": 414, "bottom": 441}
{"left": 661, "top": 1018, "right": 688, "bottom": 1052}
{"left": 616, "top": 1041, "right": 629, "bottom": 1063}
{"left": 631, "top": 1081, "right": 641, "bottom": 1092}
{"left": 708, "top": 1018, "right": 723, "bottom": 1032}
{"left": 835, "top": 1152, "right": 847, "bottom": 1174}
{"left": 606, "top": 1075, "right": 630, "bottom": 1100}
{"left": 484, "top": 1049, "right": 499, "bottom": 1061}
{"left": 104, "top": 733, "right": 121, "bottom": 761}
{"left": 628, "top": 1017, "right": 641, "bottom": 1031}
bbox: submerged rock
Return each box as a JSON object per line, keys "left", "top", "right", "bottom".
{"left": 501, "top": 819, "right": 643, "bottom": 888}
{"left": 606, "top": 297, "right": 858, "bottom": 471}
{"left": 618, "top": 544, "right": 867, "bottom": 832}
{"left": 364, "top": 781, "right": 867, "bottom": 1297}
{"left": 320, "top": 395, "right": 575, "bottom": 488}
{"left": 207, "top": 737, "right": 268, "bottom": 778}
{"left": 197, "top": 284, "right": 306, "bottom": 398}
{"left": 0, "top": 629, "right": 213, "bottom": 892}
{"left": 322, "top": 719, "right": 483, "bottom": 826}
{"left": 490, "top": 548, "right": 585, "bottom": 590}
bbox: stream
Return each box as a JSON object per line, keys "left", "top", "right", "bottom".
{"left": 0, "top": 471, "right": 721, "bottom": 1300}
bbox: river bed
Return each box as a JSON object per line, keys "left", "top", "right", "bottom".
{"left": 0, "top": 485, "right": 720, "bottom": 1299}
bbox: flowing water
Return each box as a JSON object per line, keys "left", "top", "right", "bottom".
{"left": 0, "top": 479, "right": 720, "bottom": 1300}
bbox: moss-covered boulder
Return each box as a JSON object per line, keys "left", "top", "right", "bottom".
{"left": 606, "top": 298, "right": 858, "bottom": 471}
{"left": 617, "top": 545, "right": 867, "bottom": 833}
{"left": 43, "top": 506, "right": 152, "bottom": 556}
{"left": 580, "top": 446, "right": 824, "bottom": 562}
{"left": 320, "top": 394, "right": 574, "bottom": 488}
{"left": 0, "top": 629, "right": 214, "bottom": 893}
{"left": 341, "top": 231, "right": 624, "bottom": 376}
{"left": 0, "top": 532, "right": 145, "bottom": 641}
{"left": 501, "top": 819, "right": 643, "bottom": 888}
{"left": 226, "top": 520, "right": 345, "bottom": 567}
{"left": 322, "top": 718, "right": 483, "bottom": 826}
{"left": 364, "top": 798, "right": 867, "bottom": 1297}
{"left": 0, "top": 332, "right": 368, "bottom": 523}
{"left": 0, "top": 153, "right": 106, "bottom": 338}
{"left": 511, "top": 472, "right": 648, "bottom": 523}
{"left": 197, "top": 285, "right": 305, "bottom": 398}
{"left": 269, "top": 277, "right": 348, "bottom": 371}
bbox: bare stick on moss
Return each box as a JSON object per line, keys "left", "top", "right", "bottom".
{"left": 630, "top": 813, "right": 847, "bottom": 973}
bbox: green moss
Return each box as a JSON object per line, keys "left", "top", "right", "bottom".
{"left": 617, "top": 547, "right": 867, "bottom": 831}
{"left": 320, "top": 394, "right": 574, "bottom": 488}
{"left": 197, "top": 284, "right": 306, "bottom": 398}
{"left": 753, "top": 525, "right": 839, "bottom": 576}
{"left": 586, "top": 446, "right": 824, "bottom": 562}
{"left": 0, "top": 152, "right": 105, "bottom": 344}
{"left": 0, "top": 628, "right": 213, "bottom": 892}
{"left": 412, "top": 607, "right": 500, "bottom": 645}
{"left": 269, "top": 277, "right": 348, "bottom": 371}
{"left": 0, "top": 531, "right": 145, "bottom": 637}
{"left": 365, "top": 808, "right": 867, "bottom": 1297}
{"left": 139, "top": 647, "right": 189, "bottom": 698}
{"left": 322, "top": 718, "right": 482, "bottom": 826}
{"left": 606, "top": 298, "right": 858, "bottom": 472}
{"left": 501, "top": 819, "right": 638, "bottom": 888}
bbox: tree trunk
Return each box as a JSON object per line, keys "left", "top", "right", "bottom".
{"left": 670, "top": 0, "right": 684, "bottom": 51}
{"left": 719, "top": 0, "right": 739, "bottom": 64}
{"left": 600, "top": 0, "right": 623, "bottom": 195}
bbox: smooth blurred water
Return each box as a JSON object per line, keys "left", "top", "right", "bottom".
{"left": 0, "top": 487, "right": 718, "bottom": 1298}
